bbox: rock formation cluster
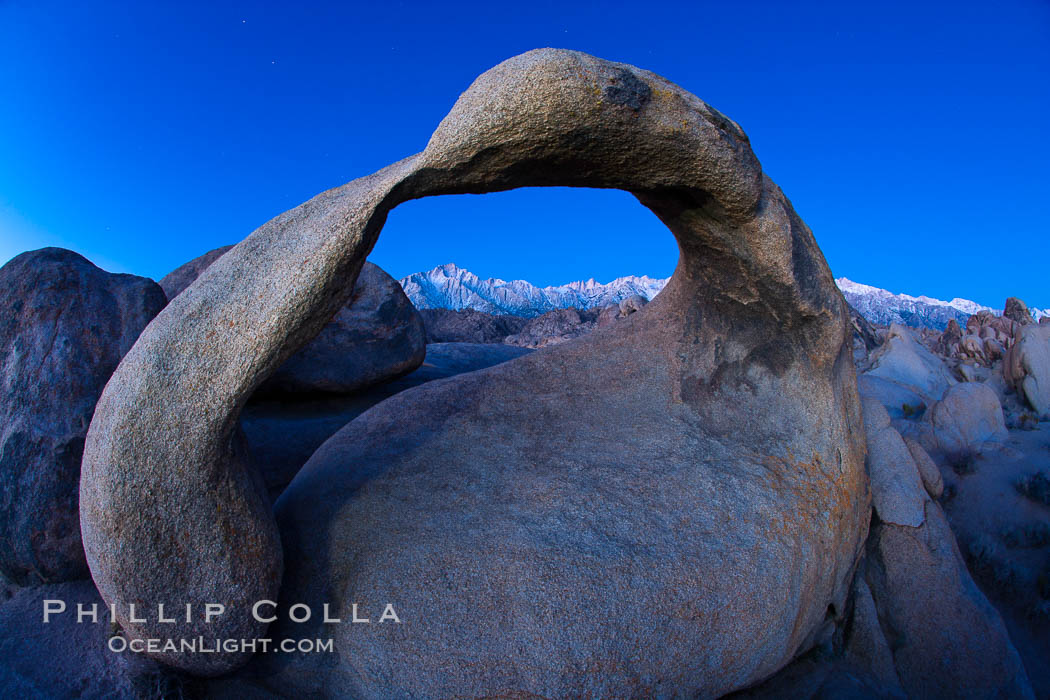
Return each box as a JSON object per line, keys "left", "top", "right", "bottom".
{"left": 0, "top": 49, "right": 1046, "bottom": 699}
{"left": 78, "top": 48, "right": 872, "bottom": 696}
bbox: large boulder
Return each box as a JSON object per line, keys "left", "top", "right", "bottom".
{"left": 861, "top": 397, "right": 927, "bottom": 528}
{"left": 863, "top": 323, "right": 956, "bottom": 405}
{"left": 419, "top": 308, "right": 527, "bottom": 343}
{"left": 163, "top": 248, "right": 426, "bottom": 396}
{"left": 926, "top": 382, "right": 1008, "bottom": 457}
{"left": 597, "top": 294, "right": 649, "bottom": 328}
{"left": 158, "top": 244, "right": 233, "bottom": 300}
{"left": 904, "top": 437, "right": 943, "bottom": 498}
{"left": 1003, "top": 297, "right": 1035, "bottom": 326}
{"left": 1003, "top": 323, "right": 1050, "bottom": 416}
{"left": 0, "top": 248, "right": 165, "bottom": 584}
{"left": 241, "top": 342, "right": 533, "bottom": 498}
{"left": 257, "top": 262, "right": 426, "bottom": 395}
{"left": 864, "top": 502, "right": 1033, "bottom": 699}
{"left": 857, "top": 395, "right": 1033, "bottom": 698}
{"left": 80, "top": 48, "right": 870, "bottom": 696}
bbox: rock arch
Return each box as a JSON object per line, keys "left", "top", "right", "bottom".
{"left": 80, "top": 49, "right": 869, "bottom": 695}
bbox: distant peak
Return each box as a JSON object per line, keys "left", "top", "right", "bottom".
{"left": 398, "top": 264, "right": 670, "bottom": 318}
{"left": 402, "top": 265, "right": 1045, "bottom": 328}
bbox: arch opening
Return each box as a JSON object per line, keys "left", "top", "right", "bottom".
{"left": 78, "top": 49, "right": 866, "bottom": 695}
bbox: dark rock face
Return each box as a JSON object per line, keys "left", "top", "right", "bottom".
{"left": 727, "top": 650, "right": 904, "bottom": 699}
{"left": 81, "top": 48, "right": 869, "bottom": 695}
{"left": 503, "top": 307, "right": 600, "bottom": 348}
{"left": 0, "top": 580, "right": 169, "bottom": 698}
{"left": 1004, "top": 297, "right": 1035, "bottom": 326}
{"left": 934, "top": 317, "right": 963, "bottom": 356}
{"left": 419, "top": 308, "right": 526, "bottom": 343}
{"left": 0, "top": 248, "right": 165, "bottom": 584}
{"left": 158, "top": 245, "right": 233, "bottom": 301}
{"left": 257, "top": 262, "right": 426, "bottom": 395}
{"left": 849, "top": 302, "right": 881, "bottom": 351}
{"left": 241, "top": 342, "right": 532, "bottom": 498}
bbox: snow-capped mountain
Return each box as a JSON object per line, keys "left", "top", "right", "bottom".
{"left": 398, "top": 264, "right": 1047, "bottom": 330}
{"left": 836, "top": 278, "right": 1048, "bottom": 329}
{"left": 837, "top": 278, "right": 988, "bottom": 330}
{"left": 399, "top": 263, "right": 667, "bottom": 318}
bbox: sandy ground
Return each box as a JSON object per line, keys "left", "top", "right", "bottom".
{"left": 938, "top": 422, "right": 1050, "bottom": 697}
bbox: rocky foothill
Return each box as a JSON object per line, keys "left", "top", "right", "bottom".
{"left": 1, "top": 50, "right": 1048, "bottom": 699}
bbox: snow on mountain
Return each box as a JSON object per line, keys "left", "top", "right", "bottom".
{"left": 399, "top": 263, "right": 667, "bottom": 318}
{"left": 836, "top": 277, "right": 1048, "bottom": 329}
{"left": 836, "top": 278, "right": 989, "bottom": 330}
{"left": 398, "top": 264, "right": 1047, "bottom": 330}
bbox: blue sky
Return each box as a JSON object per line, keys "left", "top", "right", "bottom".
{"left": 1, "top": 1, "right": 1047, "bottom": 308}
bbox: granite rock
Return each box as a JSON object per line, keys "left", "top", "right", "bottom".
{"left": 418, "top": 308, "right": 527, "bottom": 343}
{"left": 0, "top": 248, "right": 165, "bottom": 584}
{"left": 1003, "top": 323, "right": 1050, "bottom": 416}
{"left": 926, "top": 382, "right": 1008, "bottom": 457}
{"left": 82, "top": 48, "right": 870, "bottom": 695}
{"left": 163, "top": 247, "right": 426, "bottom": 396}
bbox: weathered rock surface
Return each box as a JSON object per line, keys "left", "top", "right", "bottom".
{"left": 864, "top": 323, "right": 956, "bottom": 404}
{"left": 0, "top": 248, "right": 165, "bottom": 585}
{"left": 849, "top": 302, "right": 882, "bottom": 352}
{"left": 1003, "top": 323, "right": 1050, "bottom": 417}
{"left": 418, "top": 307, "right": 527, "bottom": 343}
{"left": 857, "top": 394, "right": 1034, "bottom": 698}
{"left": 926, "top": 382, "right": 1008, "bottom": 457}
{"left": 0, "top": 580, "right": 169, "bottom": 698}
{"left": 728, "top": 569, "right": 908, "bottom": 700}
{"left": 257, "top": 262, "right": 425, "bottom": 395}
{"left": 164, "top": 247, "right": 426, "bottom": 396}
{"left": 1004, "top": 297, "right": 1035, "bottom": 326}
{"left": 158, "top": 244, "right": 233, "bottom": 300}
{"left": 904, "top": 437, "right": 943, "bottom": 498}
{"left": 936, "top": 309, "right": 1020, "bottom": 367}
{"left": 861, "top": 397, "right": 928, "bottom": 528}
{"left": 81, "top": 48, "right": 870, "bottom": 696}
{"left": 502, "top": 306, "right": 599, "bottom": 348}
{"left": 843, "top": 575, "right": 905, "bottom": 695}
{"left": 864, "top": 501, "right": 1033, "bottom": 699}
{"left": 597, "top": 293, "right": 649, "bottom": 328}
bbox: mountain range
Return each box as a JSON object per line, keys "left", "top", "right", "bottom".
{"left": 398, "top": 263, "right": 1047, "bottom": 330}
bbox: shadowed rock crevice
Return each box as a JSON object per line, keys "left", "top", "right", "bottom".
{"left": 80, "top": 48, "right": 869, "bottom": 696}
